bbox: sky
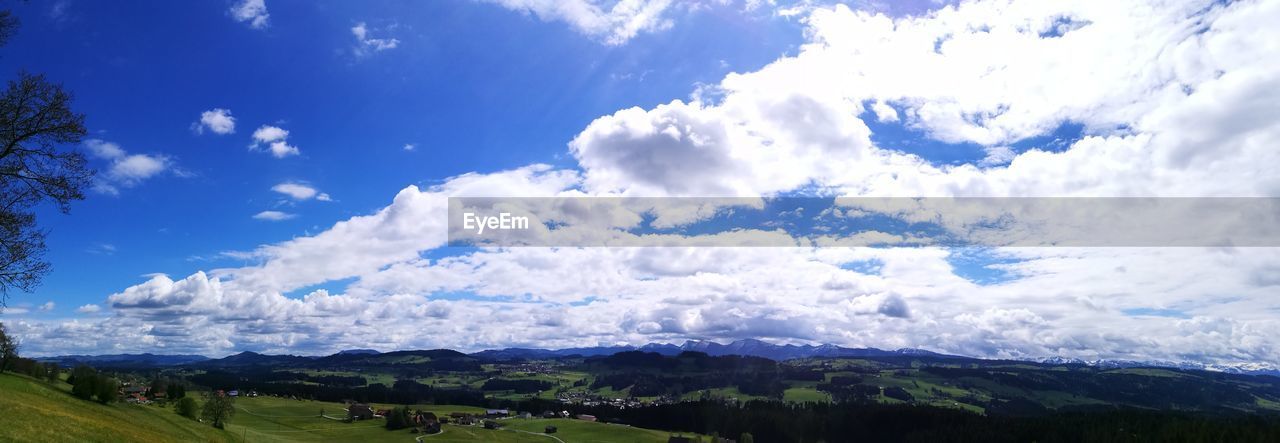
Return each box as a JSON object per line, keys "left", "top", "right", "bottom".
{"left": 0, "top": 0, "right": 1278, "bottom": 367}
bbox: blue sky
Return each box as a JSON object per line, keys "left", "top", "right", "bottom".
{"left": 1, "top": 0, "right": 1277, "bottom": 367}
{"left": 3, "top": 0, "right": 808, "bottom": 314}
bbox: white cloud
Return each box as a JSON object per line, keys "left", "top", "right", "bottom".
{"left": 252, "top": 210, "right": 296, "bottom": 221}
{"left": 568, "top": 0, "right": 1280, "bottom": 198}
{"left": 485, "top": 0, "right": 678, "bottom": 45}
{"left": 85, "top": 139, "right": 125, "bottom": 159}
{"left": 271, "top": 182, "right": 331, "bottom": 201}
{"left": 266, "top": 141, "right": 299, "bottom": 158}
{"left": 39, "top": 302, "right": 55, "bottom": 312}
{"left": 87, "top": 243, "right": 117, "bottom": 255}
{"left": 870, "top": 100, "right": 898, "bottom": 123}
{"left": 76, "top": 304, "right": 101, "bottom": 314}
{"left": 193, "top": 108, "right": 236, "bottom": 135}
{"left": 111, "top": 155, "right": 168, "bottom": 181}
{"left": 13, "top": 0, "right": 1280, "bottom": 365}
{"left": 252, "top": 125, "right": 288, "bottom": 143}
{"left": 83, "top": 139, "right": 174, "bottom": 195}
{"left": 217, "top": 164, "right": 579, "bottom": 294}
{"left": 403, "top": 143, "right": 416, "bottom": 151}
{"left": 351, "top": 22, "right": 400, "bottom": 56}
{"left": 979, "top": 146, "right": 1016, "bottom": 167}
{"left": 230, "top": 0, "right": 269, "bottom": 29}
{"left": 250, "top": 125, "right": 300, "bottom": 158}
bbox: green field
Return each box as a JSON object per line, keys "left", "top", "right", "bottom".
{"left": 0, "top": 372, "right": 692, "bottom": 442}
{"left": 227, "top": 396, "right": 691, "bottom": 442}
{"left": 0, "top": 372, "right": 232, "bottom": 442}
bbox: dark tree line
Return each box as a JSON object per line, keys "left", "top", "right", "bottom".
{"left": 67, "top": 365, "right": 118, "bottom": 404}
{"left": 582, "top": 351, "right": 789, "bottom": 398}
{"left": 187, "top": 370, "right": 486, "bottom": 406}
{"left": 482, "top": 378, "right": 554, "bottom": 393}
{"left": 511, "top": 399, "right": 1280, "bottom": 443}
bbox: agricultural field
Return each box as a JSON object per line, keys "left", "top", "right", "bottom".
{"left": 226, "top": 396, "right": 692, "bottom": 442}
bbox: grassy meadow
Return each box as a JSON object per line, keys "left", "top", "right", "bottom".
{"left": 0, "top": 372, "right": 691, "bottom": 442}
{"left": 0, "top": 372, "right": 232, "bottom": 442}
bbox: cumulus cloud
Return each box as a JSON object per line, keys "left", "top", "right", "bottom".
{"left": 219, "top": 164, "right": 580, "bottom": 294}
{"left": 252, "top": 210, "right": 296, "bottom": 221}
{"left": 250, "top": 125, "right": 300, "bottom": 158}
{"left": 979, "top": 146, "right": 1017, "bottom": 167}
{"left": 569, "top": 0, "right": 1280, "bottom": 197}
{"left": 193, "top": 108, "right": 236, "bottom": 135}
{"left": 76, "top": 304, "right": 101, "bottom": 314}
{"left": 485, "top": 0, "right": 678, "bottom": 45}
{"left": 230, "top": 0, "right": 269, "bottom": 29}
{"left": 10, "top": 0, "right": 1280, "bottom": 366}
{"left": 83, "top": 139, "right": 174, "bottom": 195}
{"left": 351, "top": 22, "right": 400, "bottom": 56}
{"left": 271, "top": 182, "right": 331, "bottom": 201}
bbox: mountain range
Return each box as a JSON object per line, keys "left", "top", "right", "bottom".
{"left": 471, "top": 338, "right": 957, "bottom": 361}
{"left": 35, "top": 339, "right": 1280, "bottom": 376}
{"left": 35, "top": 353, "right": 210, "bottom": 368}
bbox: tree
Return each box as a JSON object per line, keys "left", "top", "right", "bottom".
{"left": 0, "top": 322, "right": 16, "bottom": 371}
{"left": 149, "top": 376, "right": 166, "bottom": 396}
{"left": 201, "top": 391, "right": 235, "bottom": 429}
{"left": 69, "top": 365, "right": 97, "bottom": 400}
{"left": 174, "top": 397, "right": 198, "bottom": 419}
{"left": 166, "top": 382, "right": 186, "bottom": 400}
{"left": 385, "top": 406, "right": 411, "bottom": 430}
{"left": 0, "top": 8, "right": 91, "bottom": 307}
{"left": 740, "top": 432, "right": 754, "bottom": 443}
{"left": 43, "top": 362, "right": 58, "bottom": 382}
{"left": 95, "top": 376, "right": 118, "bottom": 404}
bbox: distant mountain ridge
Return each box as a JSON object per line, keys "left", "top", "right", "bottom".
{"left": 1034, "top": 356, "right": 1280, "bottom": 377}
{"left": 36, "top": 353, "right": 209, "bottom": 367}
{"left": 36, "top": 340, "right": 1280, "bottom": 377}
{"left": 471, "top": 338, "right": 958, "bottom": 361}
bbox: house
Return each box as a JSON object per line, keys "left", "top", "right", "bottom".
{"left": 227, "top": 390, "right": 239, "bottom": 397}
{"left": 518, "top": 411, "right": 532, "bottom": 419}
{"left": 414, "top": 412, "right": 441, "bottom": 434}
{"left": 485, "top": 409, "right": 509, "bottom": 418}
{"left": 449, "top": 412, "right": 476, "bottom": 425}
{"left": 576, "top": 414, "right": 597, "bottom": 422}
{"left": 347, "top": 403, "right": 374, "bottom": 421}
{"left": 413, "top": 411, "right": 438, "bottom": 425}
{"left": 544, "top": 425, "right": 557, "bottom": 434}
{"left": 541, "top": 410, "right": 558, "bottom": 419}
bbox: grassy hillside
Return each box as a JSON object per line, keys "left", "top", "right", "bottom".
{"left": 0, "top": 372, "right": 232, "bottom": 442}
{"left": 0, "top": 373, "right": 690, "bottom": 442}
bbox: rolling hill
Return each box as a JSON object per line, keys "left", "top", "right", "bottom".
{"left": 0, "top": 372, "right": 232, "bottom": 442}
